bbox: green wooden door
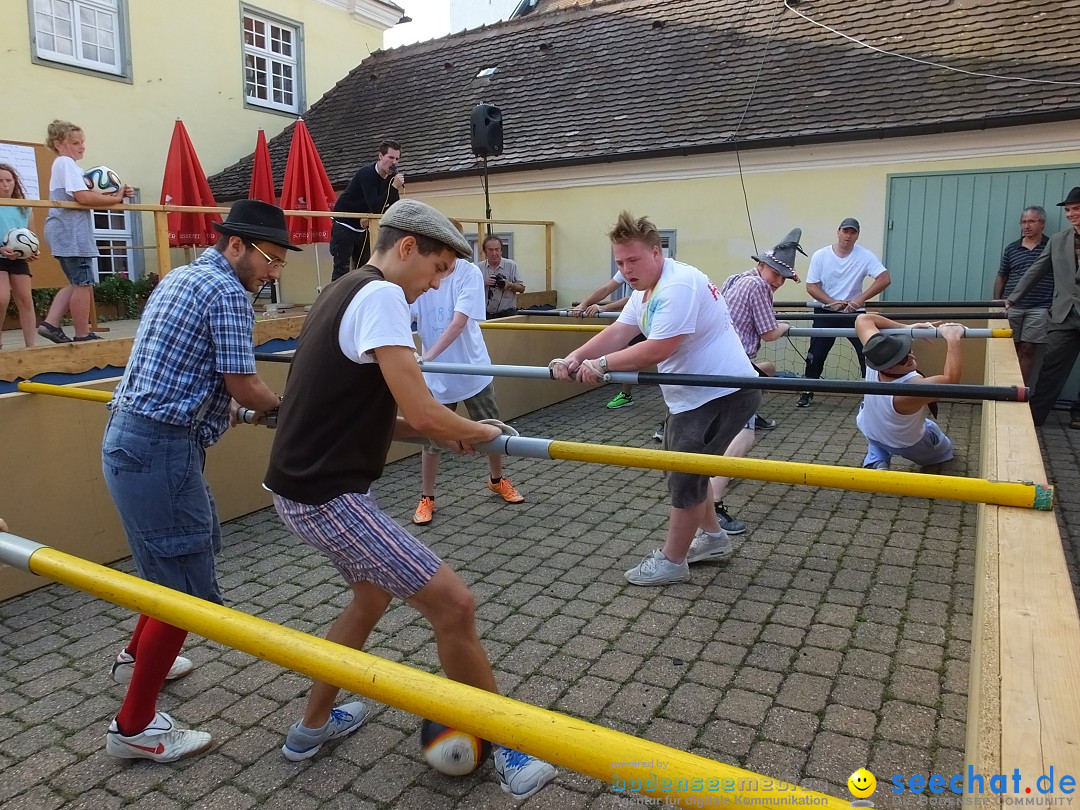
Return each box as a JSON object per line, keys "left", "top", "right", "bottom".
{"left": 884, "top": 165, "right": 1080, "bottom": 302}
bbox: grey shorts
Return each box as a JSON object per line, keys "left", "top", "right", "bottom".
{"left": 423, "top": 383, "right": 500, "bottom": 454}
{"left": 662, "top": 388, "right": 761, "bottom": 508}
{"left": 57, "top": 256, "right": 95, "bottom": 286}
{"left": 1007, "top": 308, "right": 1049, "bottom": 344}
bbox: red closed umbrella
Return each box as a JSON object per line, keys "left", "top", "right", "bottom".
{"left": 248, "top": 129, "right": 276, "bottom": 205}
{"left": 160, "top": 119, "right": 221, "bottom": 247}
{"left": 279, "top": 118, "right": 336, "bottom": 245}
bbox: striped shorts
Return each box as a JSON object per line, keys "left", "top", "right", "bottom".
{"left": 273, "top": 491, "right": 442, "bottom": 599}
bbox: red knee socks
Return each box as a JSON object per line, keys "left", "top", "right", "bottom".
{"left": 115, "top": 618, "right": 188, "bottom": 736}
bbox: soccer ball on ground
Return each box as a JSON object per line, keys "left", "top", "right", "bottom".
{"left": 84, "top": 165, "right": 122, "bottom": 193}
{"left": 2, "top": 228, "right": 40, "bottom": 259}
{"left": 420, "top": 719, "right": 492, "bottom": 776}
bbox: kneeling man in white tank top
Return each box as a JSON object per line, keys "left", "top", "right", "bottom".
{"left": 854, "top": 314, "right": 966, "bottom": 470}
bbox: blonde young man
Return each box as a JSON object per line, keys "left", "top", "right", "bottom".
{"left": 550, "top": 212, "right": 760, "bottom": 586}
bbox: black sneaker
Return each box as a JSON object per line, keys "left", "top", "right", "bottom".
{"left": 795, "top": 392, "right": 813, "bottom": 408}
{"left": 714, "top": 503, "right": 747, "bottom": 535}
{"left": 753, "top": 414, "right": 777, "bottom": 430}
{"left": 73, "top": 333, "right": 104, "bottom": 342}
{"left": 652, "top": 423, "right": 664, "bottom": 442}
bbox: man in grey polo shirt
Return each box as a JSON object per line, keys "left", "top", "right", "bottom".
{"left": 993, "top": 205, "right": 1051, "bottom": 385}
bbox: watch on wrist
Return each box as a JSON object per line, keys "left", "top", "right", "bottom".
{"left": 598, "top": 356, "right": 609, "bottom": 373}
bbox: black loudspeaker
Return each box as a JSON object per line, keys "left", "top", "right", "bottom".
{"left": 470, "top": 104, "right": 503, "bottom": 157}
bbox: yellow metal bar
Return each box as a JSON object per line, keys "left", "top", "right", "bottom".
{"left": 547, "top": 440, "right": 1052, "bottom": 510}
{"left": 17, "top": 381, "right": 113, "bottom": 403}
{"left": 18, "top": 543, "right": 844, "bottom": 808}
{"left": 480, "top": 322, "right": 604, "bottom": 332}
{"left": 990, "top": 329, "right": 1012, "bottom": 338}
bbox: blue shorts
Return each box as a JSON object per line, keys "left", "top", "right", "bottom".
{"left": 102, "top": 410, "right": 223, "bottom": 603}
{"left": 273, "top": 491, "right": 442, "bottom": 599}
{"left": 57, "top": 256, "right": 95, "bottom": 286}
{"left": 862, "top": 419, "right": 954, "bottom": 470}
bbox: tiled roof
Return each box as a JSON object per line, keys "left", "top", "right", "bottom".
{"left": 210, "top": 0, "right": 1080, "bottom": 199}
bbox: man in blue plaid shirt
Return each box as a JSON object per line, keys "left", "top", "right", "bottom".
{"left": 101, "top": 200, "right": 298, "bottom": 763}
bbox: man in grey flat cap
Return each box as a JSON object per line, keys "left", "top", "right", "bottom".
{"left": 797, "top": 218, "right": 892, "bottom": 408}
{"left": 708, "top": 228, "right": 805, "bottom": 534}
{"left": 264, "top": 199, "right": 556, "bottom": 799}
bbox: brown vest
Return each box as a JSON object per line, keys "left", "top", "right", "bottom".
{"left": 265, "top": 268, "right": 397, "bottom": 504}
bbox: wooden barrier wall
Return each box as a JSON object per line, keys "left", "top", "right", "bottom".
{"left": 968, "top": 337, "right": 1080, "bottom": 789}
{"left": 0, "top": 315, "right": 596, "bottom": 601}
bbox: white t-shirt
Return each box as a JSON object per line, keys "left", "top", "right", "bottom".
{"left": 617, "top": 258, "right": 755, "bottom": 413}
{"left": 806, "top": 244, "right": 887, "bottom": 305}
{"left": 411, "top": 259, "right": 493, "bottom": 403}
{"left": 337, "top": 279, "right": 415, "bottom": 364}
{"left": 44, "top": 155, "right": 97, "bottom": 257}
{"left": 855, "top": 368, "right": 929, "bottom": 447}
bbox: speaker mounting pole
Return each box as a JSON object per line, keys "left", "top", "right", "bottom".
{"left": 481, "top": 156, "right": 492, "bottom": 222}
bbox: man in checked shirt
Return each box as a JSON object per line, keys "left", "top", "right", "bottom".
{"left": 100, "top": 200, "right": 297, "bottom": 762}
{"left": 709, "top": 228, "right": 805, "bottom": 535}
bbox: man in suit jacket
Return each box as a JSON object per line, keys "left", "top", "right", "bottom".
{"left": 1006, "top": 186, "right": 1080, "bottom": 425}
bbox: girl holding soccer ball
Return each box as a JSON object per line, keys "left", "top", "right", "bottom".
{"left": 0, "top": 163, "right": 39, "bottom": 349}
{"left": 39, "top": 119, "right": 134, "bottom": 343}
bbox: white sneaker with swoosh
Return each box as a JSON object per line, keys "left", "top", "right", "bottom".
{"left": 105, "top": 712, "right": 212, "bottom": 762}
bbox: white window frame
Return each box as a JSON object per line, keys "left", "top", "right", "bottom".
{"left": 30, "top": 0, "right": 130, "bottom": 79}
{"left": 91, "top": 197, "right": 141, "bottom": 280}
{"left": 242, "top": 6, "right": 304, "bottom": 115}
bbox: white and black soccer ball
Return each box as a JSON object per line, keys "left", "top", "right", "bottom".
{"left": 84, "top": 165, "right": 122, "bottom": 193}
{"left": 2, "top": 227, "right": 39, "bottom": 259}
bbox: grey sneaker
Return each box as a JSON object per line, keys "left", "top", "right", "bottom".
{"left": 753, "top": 414, "right": 777, "bottom": 430}
{"left": 37, "top": 322, "right": 71, "bottom": 343}
{"left": 686, "top": 530, "right": 733, "bottom": 563}
{"left": 282, "top": 701, "right": 367, "bottom": 761}
{"left": 494, "top": 746, "right": 557, "bottom": 799}
{"left": 624, "top": 549, "right": 689, "bottom": 586}
{"left": 714, "top": 503, "right": 747, "bottom": 535}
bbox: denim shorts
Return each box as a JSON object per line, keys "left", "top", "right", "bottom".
{"left": 102, "top": 409, "right": 223, "bottom": 603}
{"left": 57, "top": 256, "right": 95, "bottom": 286}
{"left": 662, "top": 388, "right": 762, "bottom": 508}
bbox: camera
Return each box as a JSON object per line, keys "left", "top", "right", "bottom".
{"left": 494, "top": 273, "right": 506, "bottom": 289}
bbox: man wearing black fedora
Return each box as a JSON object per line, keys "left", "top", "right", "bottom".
{"left": 101, "top": 199, "right": 298, "bottom": 762}
{"left": 1005, "top": 186, "right": 1080, "bottom": 426}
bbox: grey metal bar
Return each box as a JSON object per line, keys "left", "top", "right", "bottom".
{"left": 0, "top": 532, "right": 45, "bottom": 572}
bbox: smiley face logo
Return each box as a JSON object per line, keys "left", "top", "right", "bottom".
{"left": 848, "top": 768, "right": 876, "bottom": 799}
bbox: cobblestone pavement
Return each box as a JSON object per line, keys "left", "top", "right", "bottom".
{"left": 0, "top": 387, "right": 983, "bottom": 809}
{"left": 1039, "top": 411, "right": 1080, "bottom": 608}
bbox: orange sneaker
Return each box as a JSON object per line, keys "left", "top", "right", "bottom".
{"left": 412, "top": 496, "right": 434, "bottom": 525}
{"left": 488, "top": 478, "right": 524, "bottom": 504}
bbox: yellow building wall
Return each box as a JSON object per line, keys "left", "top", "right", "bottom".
{"left": 1, "top": 0, "right": 389, "bottom": 279}
{"left": 265, "top": 121, "right": 1079, "bottom": 310}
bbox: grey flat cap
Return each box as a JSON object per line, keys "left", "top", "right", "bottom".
{"left": 380, "top": 199, "right": 472, "bottom": 258}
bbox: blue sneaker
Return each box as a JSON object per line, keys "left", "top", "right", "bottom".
{"left": 494, "top": 746, "right": 556, "bottom": 799}
{"left": 281, "top": 701, "right": 367, "bottom": 761}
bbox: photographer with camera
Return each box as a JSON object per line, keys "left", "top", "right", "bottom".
{"left": 480, "top": 233, "right": 525, "bottom": 318}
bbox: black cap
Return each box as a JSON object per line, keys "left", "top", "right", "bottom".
{"left": 213, "top": 199, "right": 301, "bottom": 251}
{"left": 838, "top": 218, "right": 861, "bottom": 232}
{"left": 1057, "top": 187, "right": 1080, "bottom": 207}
